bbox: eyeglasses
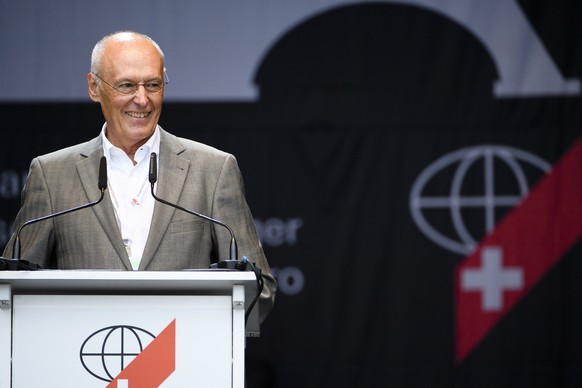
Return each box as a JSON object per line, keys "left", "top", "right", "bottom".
{"left": 91, "top": 71, "right": 169, "bottom": 95}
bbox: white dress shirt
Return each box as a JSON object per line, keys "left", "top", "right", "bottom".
{"left": 101, "top": 124, "right": 160, "bottom": 270}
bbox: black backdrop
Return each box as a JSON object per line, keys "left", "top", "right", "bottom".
{"left": 1, "top": 2, "right": 582, "bottom": 387}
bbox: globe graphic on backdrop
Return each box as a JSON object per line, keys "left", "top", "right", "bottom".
{"left": 409, "top": 145, "right": 551, "bottom": 255}
{"left": 80, "top": 325, "right": 155, "bottom": 382}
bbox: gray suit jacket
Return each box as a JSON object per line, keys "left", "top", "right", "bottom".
{"left": 4, "top": 128, "right": 276, "bottom": 320}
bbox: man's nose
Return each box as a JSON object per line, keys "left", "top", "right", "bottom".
{"left": 132, "top": 84, "right": 149, "bottom": 105}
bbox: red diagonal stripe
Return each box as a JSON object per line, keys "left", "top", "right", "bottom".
{"left": 107, "top": 319, "right": 176, "bottom": 388}
{"left": 455, "top": 137, "right": 582, "bottom": 363}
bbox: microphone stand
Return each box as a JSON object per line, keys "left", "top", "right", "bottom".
{"left": 11, "top": 188, "right": 106, "bottom": 260}
{"left": 2, "top": 156, "right": 108, "bottom": 270}
{"left": 148, "top": 152, "right": 241, "bottom": 268}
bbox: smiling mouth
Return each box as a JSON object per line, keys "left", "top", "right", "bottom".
{"left": 126, "top": 112, "right": 150, "bottom": 118}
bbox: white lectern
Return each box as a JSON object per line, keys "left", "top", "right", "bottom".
{"left": 0, "top": 270, "right": 259, "bottom": 388}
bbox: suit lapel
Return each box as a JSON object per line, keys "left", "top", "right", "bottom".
{"left": 77, "top": 137, "right": 132, "bottom": 269}
{"left": 140, "top": 130, "right": 190, "bottom": 269}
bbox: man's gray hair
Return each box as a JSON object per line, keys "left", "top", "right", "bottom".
{"left": 90, "top": 31, "right": 165, "bottom": 73}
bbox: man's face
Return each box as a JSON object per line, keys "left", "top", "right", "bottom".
{"left": 88, "top": 36, "right": 164, "bottom": 154}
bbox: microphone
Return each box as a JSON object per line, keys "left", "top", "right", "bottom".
{"left": 148, "top": 152, "right": 241, "bottom": 268}
{"left": 149, "top": 153, "right": 263, "bottom": 325}
{"left": 3, "top": 156, "right": 108, "bottom": 268}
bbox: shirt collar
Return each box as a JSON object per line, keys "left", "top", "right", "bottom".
{"left": 101, "top": 123, "right": 161, "bottom": 165}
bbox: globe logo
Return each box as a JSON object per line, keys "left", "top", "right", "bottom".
{"left": 80, "top": 325, "right": 156, "bottom": 382}
{"left": 409, "top": 145, "right": 551, "bottom": 255}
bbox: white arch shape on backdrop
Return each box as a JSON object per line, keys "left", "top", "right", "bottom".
{"left": 0, "top": 0, "right": 578, "bottom": 101}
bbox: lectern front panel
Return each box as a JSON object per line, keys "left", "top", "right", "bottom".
{"left": 12, "top": 294, "right": 232, "bottom": 387}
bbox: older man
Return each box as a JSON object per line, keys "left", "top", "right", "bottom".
{"left": 3, "top": 31, "right": 276, "bottom": 320}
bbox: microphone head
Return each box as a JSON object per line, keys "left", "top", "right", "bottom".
{"left": 149, "top": 152, "right": 158, "bottom": 184}
{"left": 98, "top": 156, "right": 107, "bottom": 190}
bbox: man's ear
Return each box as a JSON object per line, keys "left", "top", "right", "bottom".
{"left": 87, "top": 73, "right": 100, "bottom": 102}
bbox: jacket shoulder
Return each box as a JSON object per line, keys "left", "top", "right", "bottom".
{"left": 36, "top": 137, "right": 101, "bottom": 163}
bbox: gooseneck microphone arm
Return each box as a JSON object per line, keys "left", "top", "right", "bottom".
{"left": 11, "top": 156, "right": 108, "bottom": 260}
{"left": 148, "top": 153, "right": 263, "bottom": 325}
{"left": 148, "top": 152, "right": 239, "bottom": 262}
